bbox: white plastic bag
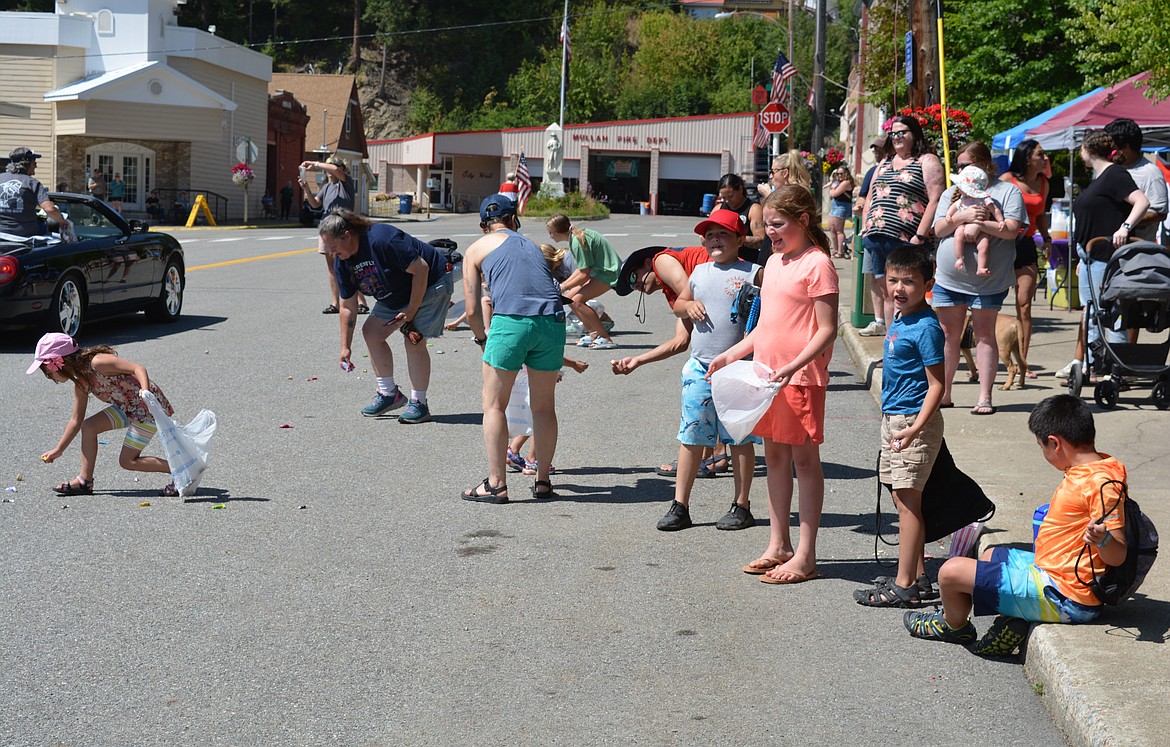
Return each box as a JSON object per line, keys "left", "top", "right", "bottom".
{"left": 142, "top": 391, "right": 217, "bottom": 497}
{"left": 711, "top": 360, "right": 781, "bottom": 443}
{"left": 505, "top": 368, "right": 533, "bottom": 438}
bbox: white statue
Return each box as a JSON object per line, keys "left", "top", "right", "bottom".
{"left": 543, "top": 123, "right": 565, "bottom": 197}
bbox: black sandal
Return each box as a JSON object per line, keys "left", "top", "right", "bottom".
{"left": 461, "top": 478, "right": 509, "bottom": 504}
{"left": 532, "top": 480, "right": 557, "bottom": 499}
{"left": 357, "top": 303, "right": 370, "bottom": 315}
{"left": 855, "top": 578, "right": 922, "bottom": 608}
{"left": 322, "top": 304, "right": 339, "bottom": 314}
{"left": 54, "top": 476, "right": 93, "bottom": 496}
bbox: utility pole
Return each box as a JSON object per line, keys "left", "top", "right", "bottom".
{"left": 909, "top": 0, "right": 940, "bottom": 107}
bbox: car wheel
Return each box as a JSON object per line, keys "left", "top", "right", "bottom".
{"left": 53, "top": 273, "right": 86, "bottom": 337}
{"left": 147, "top": 260, "right": 183, "bottom": 322}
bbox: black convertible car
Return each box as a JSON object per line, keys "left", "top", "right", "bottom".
{"left": 0, "top": 193, "right": 185, "bottom": 336}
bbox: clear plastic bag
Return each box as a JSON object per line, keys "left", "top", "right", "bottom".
{"left": 505, "top": 368, "right": 533, "bottom": 438}
{"left": 710, "top": 360, "right": 780, "bottom": 443}
{"left": 141, "top": 391, "right": 217, "bottom": 497}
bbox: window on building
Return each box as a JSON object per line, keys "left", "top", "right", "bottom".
{"left": 96, "top": 9, "right": 114, "bottom": 35}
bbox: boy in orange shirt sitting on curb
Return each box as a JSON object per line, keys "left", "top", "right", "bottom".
{"left": 904, "top": 394, "right": 1127, "bottom": 655}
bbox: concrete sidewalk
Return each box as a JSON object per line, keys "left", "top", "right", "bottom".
{"left": 834, "top": 257, "right": 1170, "bottom": 746}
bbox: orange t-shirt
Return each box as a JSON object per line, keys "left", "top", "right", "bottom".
{"left": 753, "top": 247, "right": 839, "bottom": 386}
{"left": 1034, "top": 455, "right": 1127, "bottom": 606}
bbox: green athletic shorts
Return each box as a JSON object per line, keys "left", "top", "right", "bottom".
{"left": 482, "top": 313, "right": 566, "bottom": 372}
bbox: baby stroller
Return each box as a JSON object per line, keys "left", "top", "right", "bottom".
{"left": 1068, "top": 238, "right": 1170, "bottom": 409}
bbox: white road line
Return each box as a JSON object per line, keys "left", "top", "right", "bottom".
{"left": 606, "top": 233, "right": 629, "bottom": 236}
{"left": 211, "top": 237, "right": 247, "bottom": 243}
{"left": 181, "top": 239, "right": 200, "bottom": 244}
{"left": 258, "top": 235, "right": 297, "bottom": 240}
{"left": 650, "top": 233, "right": 680, "bottom": 237}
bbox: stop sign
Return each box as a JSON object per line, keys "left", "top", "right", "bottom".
{"left": 759, "top": 102, "right": 790, "bottom": 134}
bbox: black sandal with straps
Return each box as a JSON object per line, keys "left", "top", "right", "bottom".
{"left": 54, "top": 476, "right": 94, "bottom": 496}
{"left": 461, "top": 478, "right": 509, "bottom": 504}
{"left": 532, "top": 480, "right": 557, "bottom": 499}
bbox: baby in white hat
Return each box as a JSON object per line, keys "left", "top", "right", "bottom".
{"left": 946, "top": 165, "right": 1004, "bottom": 277}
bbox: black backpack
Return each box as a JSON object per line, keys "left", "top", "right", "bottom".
{"left": 1077, "top": 480, "right": 1160, "bottom": 606}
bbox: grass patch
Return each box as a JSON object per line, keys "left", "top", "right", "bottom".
{"left": 521, "top": 191, "right": 610, "bottom": 219}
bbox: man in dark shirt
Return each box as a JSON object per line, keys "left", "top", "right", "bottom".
{"left": 0, "top": 147, "right": 67, "bottom": 239}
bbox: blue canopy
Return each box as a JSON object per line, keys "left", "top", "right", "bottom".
{"left": 992, "top": 88, "right": 1105, "bottom": 152}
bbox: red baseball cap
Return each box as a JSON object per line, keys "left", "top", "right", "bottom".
{"left": 694, "top": 208, "right": 747, "bottom": 238}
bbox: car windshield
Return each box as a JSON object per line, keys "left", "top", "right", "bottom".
{"left": 59, "top": 202, "right": 123, "bottom": 240}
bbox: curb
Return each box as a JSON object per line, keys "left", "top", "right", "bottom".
{"left": 837, "top": 320, "right": 1125, "bottom": 747}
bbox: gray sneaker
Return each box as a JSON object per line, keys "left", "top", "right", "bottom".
{"left": 398, "top": 398, "right": 431, "bottom": 424}
{"left": 361, "top": 387, "right": 407, "bottom": 417}
{"left": 858, "top": 321, "right": 887, "bottom": 337}
{"left": 656, "top": 500, "right": 692, "bottom": 531}
{"left": 715, "top": 502, "right": 755, "bottom": 530}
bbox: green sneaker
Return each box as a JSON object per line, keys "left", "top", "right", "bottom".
{"left": 971, "top": 615, "right": 1031, "bottom": 657}
{"left": 398, "top": 398, "right": 431, "bottom": 424}
{"left": 904, "top": 610, "right": 978, "bottom": 645}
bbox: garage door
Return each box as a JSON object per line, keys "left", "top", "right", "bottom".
{"left": 658, "top": 154, "right": 721, "bottom": 181}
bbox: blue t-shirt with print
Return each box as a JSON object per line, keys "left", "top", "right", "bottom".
{"left": 334, "top": 223, "right": 445, "bottom": 309}
{"left": 881, "top": 306, "right": 945, "bottom": 414}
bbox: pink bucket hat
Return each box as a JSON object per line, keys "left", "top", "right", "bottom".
{"left": 952, "top": 164, "right": 991, "bottom": 199}
{"left": 694, "top": 208, "right": 747, "bottom": 237}
{"left": 27, "top": 333, "right": 78, "bottom": 374}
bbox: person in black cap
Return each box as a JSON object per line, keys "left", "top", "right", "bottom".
{"left": 1, "top": 147, "right": 67, "bottom": 238}
{"left": 460, "top": 194, "right": 565, "bottom": 504}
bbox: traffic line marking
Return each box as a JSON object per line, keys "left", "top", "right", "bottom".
{"left": 210, "top": 237, "right": 247, "bottom": 243}
{"left": 188, "top": 247, "right": 316, "bottom": 272}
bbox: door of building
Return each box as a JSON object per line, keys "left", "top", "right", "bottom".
{"left": 85, "top": 144, "right": 155, "bottom": 215}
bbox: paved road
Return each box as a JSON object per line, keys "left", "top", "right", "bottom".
{"left": 0, "top": 217, "right": 1065, "bottom": 745}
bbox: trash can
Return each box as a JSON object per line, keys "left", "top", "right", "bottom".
{"left": 398, "top": 195, "right": 414, "bottom": 214}
{"left": 700, "top": 194, "right": 716, "bottom": 216}
{"left": 639, "top": 202, "right": 651, "bottom": 216}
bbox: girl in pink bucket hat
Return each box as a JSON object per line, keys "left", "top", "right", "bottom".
{"left": 945, "top": 164, "right": 1005, "bottom": 277}
{"left": 28, "top": 333, "right": 176, "bottom": 496}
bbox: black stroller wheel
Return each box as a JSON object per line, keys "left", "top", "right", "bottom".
{"left": 1068, "top": 362, "right": 1084, "bottom": 397}
{"left": 1153, "top": 381, "right": 1170, "bottom": 410}
{"left": 1094, "top": 380, "right": 1120, "bottom": 409}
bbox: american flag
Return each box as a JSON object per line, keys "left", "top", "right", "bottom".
{"left": 561, "top": 18, "right": 572, "bottom": 62}
{"left": 753, "top": 114, "right": 771, "bottom": 150}
{"left": 515, "top": 151, "right": 532, "bottom": 214}
{"left": 807, "top": 84, "right": 816, "bottom": 109}
{"left": 770, "top": 51, "right": 797, "bottom": 104}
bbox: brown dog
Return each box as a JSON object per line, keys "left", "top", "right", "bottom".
{"left": 960, "top": 314, "right": 1027, "bottom": 390}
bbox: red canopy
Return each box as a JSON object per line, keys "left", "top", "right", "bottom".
{"left": 1028, "top": 72, "right": 1170, "bottom": 149}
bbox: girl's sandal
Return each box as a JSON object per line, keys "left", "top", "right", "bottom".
{"left": 160, "top": 483, "right": 179, "bottom": 497}
{"left": 54, "top": 476, "right": 94, "bottom": 496}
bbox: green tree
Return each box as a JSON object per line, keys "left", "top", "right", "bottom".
{"left": 1068, "top": 0, "right": 1170, "bottom": 99}
{"left": 944, "top": 0, "right": 1083, "bottom": 141}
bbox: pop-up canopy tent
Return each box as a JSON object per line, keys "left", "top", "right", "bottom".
{"left": 1028, "top": 72, "right": 1170, "bottom": 150}
{"left": 993, "top": 87, "right": 1104, "bottom": 152}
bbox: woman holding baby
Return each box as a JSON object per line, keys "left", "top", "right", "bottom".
{"left": 931, "top": 141, "right": 1026, "bottom": 415}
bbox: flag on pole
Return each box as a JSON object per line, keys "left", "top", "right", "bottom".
{"left": 560, "top": 17, "right": 572, "bottom": 62}
{"left": 515, "top": 151, "right": 532, "bottom": 214}
{"left": 807, "top": 84, "right": 816, "bottom": 110}
{"left": 769, "top": 51, "right": 797, "bottom": 103}
{"left": 753, "top": 115, "right": 771, "bottom": 150}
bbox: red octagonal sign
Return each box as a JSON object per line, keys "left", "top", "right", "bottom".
{"left": 759, "top": 102, "right": 790, "bottom": 134}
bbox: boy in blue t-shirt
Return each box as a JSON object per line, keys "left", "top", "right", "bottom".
{"left": 855, "top": 245, "right": 946, "bottom": 607}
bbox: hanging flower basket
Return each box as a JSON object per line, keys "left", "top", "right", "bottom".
{"left": 231, "top": 163, "right": 255, "bottom": 187}
{"left": 822, "top": 147, "right": 846, "bottom": 174}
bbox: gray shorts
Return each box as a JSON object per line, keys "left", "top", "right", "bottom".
{"left": 372, "top": 273, "right": 454, "bottom": 338}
